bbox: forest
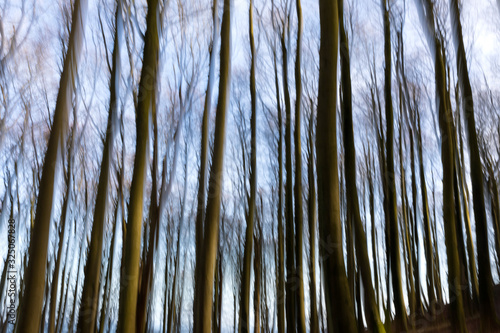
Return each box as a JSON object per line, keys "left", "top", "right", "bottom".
{"left": 1, "top": 0, "right": 500, "bottom": 332}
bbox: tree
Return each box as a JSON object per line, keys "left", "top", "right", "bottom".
{"left": 116, "top": 0, "right": 160, "bottom": 331}
{"left": 381, "top": 1, "right": 407, "bottom": 330}
{"left": 238, "top": 0, "right": 257, "bottom": 331}
{"left": 15, "top": 0, "right": 87, "bottom": 331}
{"left": 194, "top": 0, "right": 231, "bottom": 330}
{"left": 338, "top": 0, "right": 385, "bottom": 330}
{"left": 416, "top": 0, "right": 468, "bottom": 330}
{"left": 450, "top": 0, "right": 498, "bottom": 327}
{"left": 77, "top": 2, "right": 122, "bottom": 331}
{"left": 316, "top": 0, "right": 357, "bottom": 331}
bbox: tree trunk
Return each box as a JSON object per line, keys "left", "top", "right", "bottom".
{"left": 416, "top": 1, "right": 468, "bottom": 330}
{"left": 78, "top": 2, "right": 121, "bottom": 331}
{"left": 381, "top": 1, "right": 407, "bottom": 329}
{"left": 194, "top": 0, "right": 231, "bottom": 329}
{"left": 117, "top": 0, "right": 159, "bottom": 331}
{"left": 338, "top": 1, "right": 385, "bottom": 330}
{"left": 450, "top": 0, "right": 498, "bottom": 327}
{"left": 16, "top": 1, "right": 86, "bottom": 331}
{"left": 307, "top": 103, "right": 319, "bottom": 333}
{"left": 317, "top": 1, "right": 357, "bottom": 331}
{"left": 239, "top": 1, "right": 257, "bottom": 330}
{"left": 293, "top": 0, "right": 307, "bottom": 330}
{"left": 193, "top": 1, "right": 219, "bottom": 328}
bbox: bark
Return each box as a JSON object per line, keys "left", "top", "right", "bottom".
{"left": 238, "top": 1, "right": 257, "bottom": 330}
{"left": 117, "top": 0, "right": 159, "bottom": 331}
{"left": 317, "top": 1, "right": 357, "bottom": 331}
{"left": 16, "top": 0, "right": 86, "bottom": 331}
{"left": 78, "top": 2, "right": 121, "bottom": 331}
{"left": 194, "top": 0, "right": 231, "bottom": 329}
{"left": 450, "top": 0, "right": 498, "bottom": 327}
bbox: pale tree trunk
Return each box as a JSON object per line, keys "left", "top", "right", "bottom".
{"left": 194, "top": 0, "right": 231, "bottom": 330}
{"left": 317, "top": 1, "right": 357, "bottom": 331}
{"left": 117, "top": 0, "right": 159, "bottom": 331}
{"left": 16, "top": 0, "right": 86, "bottom": 331}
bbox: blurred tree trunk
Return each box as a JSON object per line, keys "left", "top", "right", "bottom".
{"left": 317, "top": 0, "right": 357, "bottom": 331}
{"left": 293, "top": 0, "right": 307, "bottom": 330}
{"left": 338, "top": 0, "right": 385, "bottom": 330}
{"left": 415, "top": 112, "right": 436, "bottom": 311}
{"left": 279, "top": 8, "right": 296, "bottom": 331}
{"left": 239, "top": 1, "right": 257, "bottom": 331}
{"left": 307, "top": 102, "right": 319, "bottom": 333}
{"left": 48, "top": 134, "right": 74, "bottom": 333}
{"left": 117, "top": 0, "right": 159, "bottom": 331}
{"left": 271, "top": 1, "right": 285, "bottom": 329}
{"left": 194, "top": 0, "right": 231, "bottom": 330}
{"left": 450, "top": 0, "right": 498, "bottom": 327}
{"left": 416, "top": 1, "right": 468, "bottom": 331}
{"left": 193, "top": 0, "right": 219, "bottom": 328}
{"left": 16, "top": 0, "right": 86, "bottom": 331}
{"left": 381, "top": 0, "right": 407, "bottom": 329}
{"left": 78, "top": 2, "right": 121, "bottom": 331}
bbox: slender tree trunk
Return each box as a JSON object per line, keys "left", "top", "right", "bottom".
{"left": 195, "top": 0, "right": 231, "bottom": 330}
{"left": 381, "top": 1, "right": 407, "bottom": 329}
{"left": 117, "top": 0, "right": 159, "bottom": 331}
{"left": 338, "top": 1, "right": 385, "bottom": 330}
{"left": 78, "top": 3, "right": 121, "bottom": 331}
{"left": 293, "top": 0, "right": 306, "bottom": 330}
{"left": 239, "top": 1, "right": 257, "bottom": 330}
{"left": 16, "top": 1, "right": 86, "bottom": 331}
{"left": 317, "top": 1, "right": 357, "bottom": 331}
{"left": 193, "top": 1, "right": 219, "bottom": 328}
{"left": 307, "top": 105, "right": 319, "bottom": 333}
{"left": 416, "top": 1, "right": 468, "bottom": 330}
{"left": 416, "top": 112, "right": 436, "bottom": 311}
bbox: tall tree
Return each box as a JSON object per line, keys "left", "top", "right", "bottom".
{"left": 381, "top": 0, "right": 407, "bottom": 330}
{"left": 416, "top": 0, "right": 468, "bottom": 331}
{"left": 193, "top": 0, "right": 219, "bottom": 328}
{"left": 117, "top": 0, "right": 160, "bottom": 331}
{"left": 317, "top": 0, "right": 357, "bottom": 331}
{"left": 338, "top": 0, "right": 385, "bottom": 331}
{"left": 450, "top": 0, "right": 498, "bottom": 328}
{"left": 194, "top": 0, "right": 231, "bottom": 330}
{"left": 293, "top": 0, "right": 307, "bottom": 330}
{"left": 238, "top": 0, "right": 257, "bottom": 330}
{"left": 15, "top": 0, "right": 87, "bottom": 331}
{"left": 77, "top": 2, "right": 122, "bottom": 331}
